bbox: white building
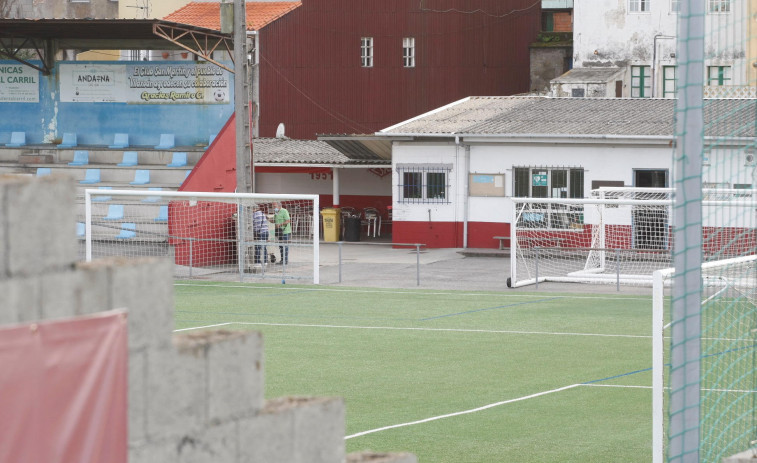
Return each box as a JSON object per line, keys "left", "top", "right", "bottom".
{"left": 552, "top": 0, "right": 751, "bottom": 98}
{"left": 376, "top": 96, "right": 755, "bottom": 248}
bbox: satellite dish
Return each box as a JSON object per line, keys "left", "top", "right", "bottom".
{"left": 275, "top": 123, "right": 286, "bottom": 139}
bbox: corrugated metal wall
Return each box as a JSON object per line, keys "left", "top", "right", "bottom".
{"left": 258, "top": 0, "right": 541, "bottom": 139}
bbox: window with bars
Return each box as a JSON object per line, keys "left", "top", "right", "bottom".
{"left": 513, "top": 167, "right": 584, "bottom": 198}
{"left": 629, "top": 0, "right": 649, "bottom": 12}
{"left": 707, "top": 65, "right": 731, "bottom": 85}
{"left": 709, "top": 0, "right": 730, "bottom": 12}
{"left": 631, "top": 65, "right": 651, "bottom": 98}
{"left": 663, "top": 66, "right": 677, "bottom": 98}
{"left": 403, "top": 37, "right": 415, "bottom": 68}
{"left": 361, "top": 37, "right": 373, "bottom": 67}
{"left": 397, "top": 165, "right": 451, "bottom": 203}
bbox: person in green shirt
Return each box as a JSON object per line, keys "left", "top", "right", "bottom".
{"left": 271, "top": 201, "right": 291, "bottom": 265}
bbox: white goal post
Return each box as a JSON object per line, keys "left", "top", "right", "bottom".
{"left": 652, "top": 254, "right": 757, "bottom": 463}
{"left": 83, "top": 189, "right": 320, "bottom": 283}
{"left": 509, "top": 188, "right": 756, "bottom": 288}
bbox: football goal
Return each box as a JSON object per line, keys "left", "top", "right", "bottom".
{"left": 508, "top": 188, "right": 756, "bottom": 288}
{"left": 652, "top": 254, "right": 757, "bottom": 463}
{"left": 82, "top": 189, "right": 320, "bottom": 283}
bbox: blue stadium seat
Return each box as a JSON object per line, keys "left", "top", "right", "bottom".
{"left": 76, "top": 222, "right": 85, "bottom": 238}
{"left": 154, "top": 205, "right": 169, "bottom": 222}
{"left": 115, "top": 223, "right": 136, "bottom": 240}
{"left": 109, "top": 133, "right": 129, "bottom": 149}
{"left": 103, "top": 204, "right": 124, "bottom": 221}
{"left": 166, "top": 152, "right": 187, "bottom": 167}
{"left": 92, "top": 186, "right": 112, "bottom": 202}
{"left": 155, "top": 133, "right": 175, "bottom": 150}
{"left": 130, "top": 169, "right": 150, "bottom": 185}
{"left": 207, "top": 134, "right": 216, "bottom": 147}
{"left": 142, "top": 187, "right": 163, "bottom": 203}
{"left": 6, "top": 131, "right": 26, "bottom": 147}
{"left": 68, "top": 150, "right": 89, "bottom": 166}
{"left": 36, "top": 167, "right": 51, "bottom": 177}
{"left": 80, "top": 169, "right": 101, "bottom": 184}
{"left": 58, "top": 132, "right": 77, "bottom": 148}
{"left": 117, "top": 151, "right": 139, "bottom": 167}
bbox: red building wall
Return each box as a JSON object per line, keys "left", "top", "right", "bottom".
{"left": 258, "top": 0, "right": 541, "bottom": 139}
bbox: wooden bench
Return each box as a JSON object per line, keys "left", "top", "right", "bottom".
{"left": 493, "top": 236, "right": 510, "bottom": 250}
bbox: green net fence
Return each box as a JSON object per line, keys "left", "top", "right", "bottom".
{"left": 670, "top": 0, "right": 757, "bottom": 461}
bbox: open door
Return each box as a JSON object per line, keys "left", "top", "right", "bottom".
{"left": 633, "top": 169, "right": 669, "bottom": 250}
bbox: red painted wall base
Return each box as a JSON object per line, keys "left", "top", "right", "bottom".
{"left": 392, "top": 221, "right": 511, "bottom": 249}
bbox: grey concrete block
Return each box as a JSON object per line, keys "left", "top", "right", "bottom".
{"left": 347, "top": 452, "right": 418, "bottom": 463}
{"left": 207, "top": 330, "right": 264, "bottom": 423}
{"left": 240, "top": 397, "right": 345, "bottom": 463}
{"left": 107, "top": 257, "right": 174, "bottom": 350}
{"left": 0, "top": 276, "right": 40, "bottom": 324}
{"left": 722, "top": 449, "right": 757, "bottom": 463}
{"left": 38, "top": 266, "right": 110, "bottom": 321}
{"left": 291, "top": 396, "right": 345, "bottom": 463}
{"left": 175, "top": 422, "right": 238, "bottom": 463}
{"left": 129, "top": 349, "right": 147, "bottom": 446}
{"left": 146, "top": 347, "right": 206, "bottom": 440}
{"left": 128, "top": 439, "right": 179, "bottom": 463}
{"left": 3, "top": 176, "right": 77, "bottom": 277}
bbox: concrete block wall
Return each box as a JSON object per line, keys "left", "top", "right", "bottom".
{"left": 0, "top": 174, "right": 415, "bottom": 463}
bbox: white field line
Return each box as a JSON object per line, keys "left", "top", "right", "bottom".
{"left": 584, "top": 384, "right": 757, "bottom": 393}
{"left": 173, "top": 321, "right": 651, "bottom": 339}
{"left": 345, "top": 384, "right": 582, "bottom": 440}
{"left": 174, "top": 282, "right": 651, "bottom": 301}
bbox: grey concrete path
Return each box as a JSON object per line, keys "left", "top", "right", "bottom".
{"left": 316, "top": 241, "right": 653, "bottom": 295}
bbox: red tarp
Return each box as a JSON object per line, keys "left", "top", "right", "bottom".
{"left": 0, "top": 310, "right": 128, "bottom": 463}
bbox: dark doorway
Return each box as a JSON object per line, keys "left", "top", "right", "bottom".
{"left": 632, "top": 169, "right": 669, "bottom": 250}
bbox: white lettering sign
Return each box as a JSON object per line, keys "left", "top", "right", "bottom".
{"left": 0, "top": 64, "right": 39, "bottom": 103}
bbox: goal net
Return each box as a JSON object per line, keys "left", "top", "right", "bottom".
{"left": 509, "top": 188, "right": 756, "bottom": 288}
{"left": 653, "top": 255, "right": 757, "bottom": 463}
{"left": 82, "top": 189, "right": 319, "bottom": 283}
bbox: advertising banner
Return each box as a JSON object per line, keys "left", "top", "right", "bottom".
{"left": 0, "top": 63, "right": 39, "bottom": 103}
{"left": 60, "top": 62, "right": 230, "bottom": 104}
{"left": 0, "top": 310, "right": 128, "bottom": 463}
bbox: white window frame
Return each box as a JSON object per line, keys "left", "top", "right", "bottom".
{"left": 707, "top": 65, "right": 731, "bottom": 85}
{"left": 662, "top": 65, "right": 677, "bottom": 98}
{"left": 397, "top": 164, "right": 451, "bottom": 204}
{"left": 629, "top": 0, "right": 650, "bottom": 13}
{"left": 708, "top": 0, "right": 730, "bottom": 12}
{"left": 631, "top": 65, "right": 652, "bottom": 98}
{"left": 513, "top": 167, "right": 585, "bottom": 199}
{"left": 403, "top": 37, "right": 415, "bottom": 68}
{"left": 361, "top": 37, "right": 373, "bottom": 68}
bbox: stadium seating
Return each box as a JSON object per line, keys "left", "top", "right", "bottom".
{"left": 155, "top": 133, "right": 175, "bottom": 150}
{"left": 109, "top": 133, "right": 129, "bottom": 149}
{"left": 142, "top": 187, "right": 163, "bottom": 203}
{"left": 117, "top": 151, "right": 139, "bottom": 167}
{"left": 6, "top": 131, "right": 26, "bottom": 147}
{"left": 36, "top": 167, "right": 51, "bottom": 177}
{"left": 68, "top": 150, "right": 89, "bottom": 166}
{"left": 92, "top": 186, "right": 112, "bottom": 202}
{"left": 58, "top": 132, "right": 77, "bottom": 148}
{"left": 207, "top": 134, "right": 216, "bottom": 147}
{"left": 154, "top": 205, "right": 169, "bottom": 222}
{"left": 130, "top": 169, "right": 150, "bottom": 185}
{"left": 79, "top": 169, "right": 101, "bottom": 184}
{"left": 115, "top": 222, "right": 136, "bottom": 239}
{"left": 103, "top": 204, "right": 124, "bottom": 221}
{"left": 166, "top": 152, "right": 187, "bottom": 167}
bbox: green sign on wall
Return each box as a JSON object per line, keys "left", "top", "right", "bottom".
{"left": 532, "top": 174, "right": 548, "bottom": 186}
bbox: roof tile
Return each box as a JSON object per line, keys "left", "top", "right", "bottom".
{"left": 164, "top": 1, "right": 300, "bottom": 31}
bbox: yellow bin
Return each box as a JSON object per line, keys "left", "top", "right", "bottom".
{"left": 320, "top": 208, "right": 341, "bottom": 242}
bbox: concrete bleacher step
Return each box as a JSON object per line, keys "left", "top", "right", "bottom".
{"left": 56, "top": 148, "right": 203, "bottom": 166}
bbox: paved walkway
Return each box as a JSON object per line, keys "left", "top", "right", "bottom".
{"left": 317, "top": 241, "right": 653, "bottom": 295}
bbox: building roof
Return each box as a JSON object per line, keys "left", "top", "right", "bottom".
{"left": 253, "top": 137, "right": 389, "bottom": 166}
{"left": 380, "top": 96, "right": 757, "bottom": 139}
{"left": 551, "top": 67, "right": 624, "bottom": 84}
{"left": 164, "top": 1, "right": 300, "bottom": 31}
